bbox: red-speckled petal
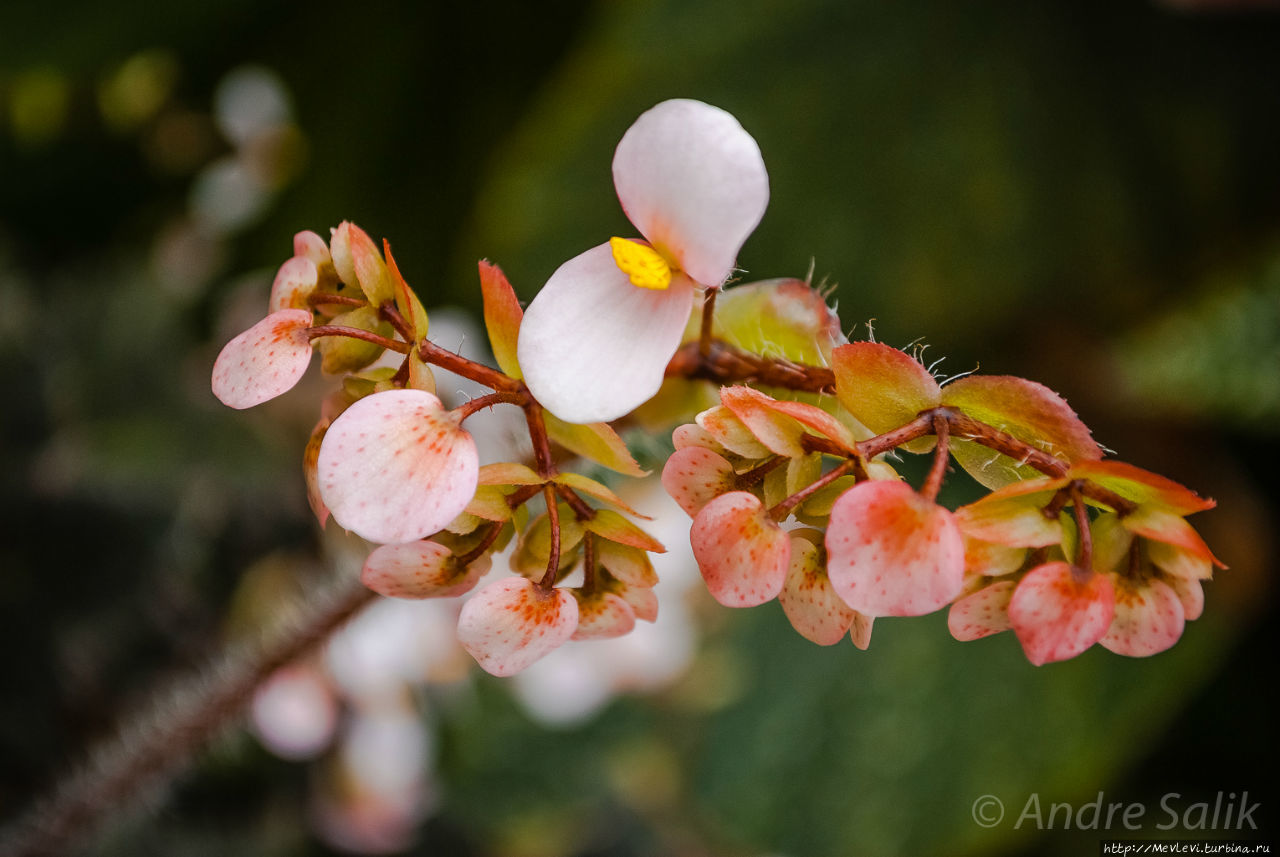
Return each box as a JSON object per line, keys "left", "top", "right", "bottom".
{"left": 1168, "top": 574, "right": 1204, "bottom": 621}
{"left": 360, "top": 540, "right": 487, "bottom": 599}
{"left": 212, "top": 309, "right": 313, "bottom": 409}
{"left": 1008, "top": 561, "right": 1115, "bottom": 665}
{"left": 661, "top": 445, "right": 737, "bottom": 518}
{"left": 317, "top": 390, "right": 479, "bottom": 544}
{"left": 779, "top": 536, "right": 856, "bottom": 646}
{"left": 456, "top": 577, "right": 578, "bottom": 676}
{"left": 690, "top": 491, "right": 790, "bottom": 607}
{"left": 571, "top": 590, "right": 636, "bottom": 640}
{"left": 825, "top": 480, "right": 965, "bottom": 617}
{"left": 948, "top": 580, "right": 1016, "bottom": 641}
{"left": 268, "top": 256, "right": 319, "bottom": 313}
{"left": 1100, "top": 576, "right": 1185, "bottom": 657}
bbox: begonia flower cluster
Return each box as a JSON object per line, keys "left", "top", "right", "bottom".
{"left": 212, "top": 98, "right": 1222, "bottom": 677}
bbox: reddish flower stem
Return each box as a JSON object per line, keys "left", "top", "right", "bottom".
{"left": 377, "top": 302, "right": 416, "bottom": 343}
{"left": 524, "top": 400, "right": 556, "bottom": 478}
{"left": 920, "top": 413, "right": 951, "bottom": 502}
{"left": 1070, "top": 481, "right": 1094, "bottom": 572}
{"left": 698, "top": 288, "right": 718, "bottom": 358}
{"left": 456, "top": 522, "right": 506, "bottom": 567}
{"left": 736, "top": 455, "right": 786, "bottom": 489}
{"left": 553, "top": 483, "right": 597, "bottom": 521}
{"left": 306, "top": 325, "right": 410, "bottom": 353}
{"left": 418, "top": 338, "right": 524, "bottom": 393}
{"left": 539, "top": 484, "right": 562, "bottom": 590}
{"left": 454, "top": 390, "right": 529, "bottom": 422}
{"left": 506, "top": 483, "right": 545, "bottom": 510}
{"left": 307, "top": 293, "right": 367, "bottom": 309}
{"left": 581, "top": 533, "right": 598, "bottom": 595}
{"left": 770, "top": 458, "right": 858, "bottom": 521}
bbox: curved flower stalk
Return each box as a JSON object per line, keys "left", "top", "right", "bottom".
{"left": 517, "top": 98, "right": 770, "bottom": 424}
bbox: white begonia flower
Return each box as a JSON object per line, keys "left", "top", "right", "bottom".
{"left": 517, "top": 99, "right": 769, "bottom": 424}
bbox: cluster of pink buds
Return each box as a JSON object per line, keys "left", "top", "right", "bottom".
{"left": 211, "top": 98, "right": 1222, "bottom": 676}
{"left": 664, "top": 339, "right": 1222, "bottom": 664}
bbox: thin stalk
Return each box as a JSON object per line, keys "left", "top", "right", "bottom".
{"left": 770, "top": 458, "right": 858, "bottom": 521}
{"left": 919, "top": 413, "right": 951, "bottom": 502}
{"left": 538, "top": 484, "right": 562, "bottom": 589}
{"left": 306, "top": 325, "right": 410, "bottom": 353}
{"left": 1, "top": 576, "right": 376, "bottom": 857}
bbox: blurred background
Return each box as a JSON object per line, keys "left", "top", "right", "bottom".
{"left": 1, "top": 0, "right": 1277, "bottom": 854}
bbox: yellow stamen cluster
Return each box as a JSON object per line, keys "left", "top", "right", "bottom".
{"left": 609, "top": 237, "right": 672, "bottom": 290}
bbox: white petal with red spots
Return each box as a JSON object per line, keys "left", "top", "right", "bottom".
{"left": 690, "top": 491, "right": 790, "bottom": 607}
{"left": 661, "top": 445, "right": 738, "bottom": 518}
{"left": 317, "top": 390, "right": 479, "bottom": 545}
{"left": 779, "top": 536, "right": 857, "bottom": 646}
{"left": 268, "top": 256, "right": 319, "bottom": 312}
{"left": 360, "top": 540, "right": 487, "bottom": 600}
{"left": 571, "top": 590, "right": 637, "bottom": 640}
{"left": 211, "top": 308, "right": 314, "bottom": 409}
{"left": 456, "top": 577, "right": 579, "bottom": 677}
{"left": 1100, "top": 576, "right": 1185, "bottom": 657}
{"left": 825, "top": 480, "right": 965, "bottom": 617}
{"left": 948, "top": 580, "right": 1015, "bottom": 641}
{"left": 1008, "top": 561, "right": 1115, "bottom": 665}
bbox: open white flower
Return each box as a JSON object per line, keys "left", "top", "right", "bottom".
{"left": 517, "top": 99, "right": 769, "bottom": 424}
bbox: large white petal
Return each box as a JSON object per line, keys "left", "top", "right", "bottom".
{"left": 518, "top": 242, "right": 695, "bottom": 424}
{"left": 613, "top": 99, "right": 769, "bottom": 287}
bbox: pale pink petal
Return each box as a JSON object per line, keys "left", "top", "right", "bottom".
{"left": 612, "top": 99, "right": 769, "bottom": 287}
{"left": 360, "top": 540, "right": 487, "bottom": 599}
{"left": 690, "top": 491, "right": 790, "bottom": 607}
{"left": 571, "top": 590, "right": 636, "bottom": 640}
{"left": 1168, "top": 575, "right": 1205, "bottom": 621}
{"left": 1008, "top": 562, "right": 1115, "bottom": 665}
{"left": 825, "top": 480, "right": 965, "bottom": 617}
{"left": 212, "top": 308, "right": 314, "bottom": 409}
{"left": 1100, "top": 577, "right": 1185, "bottom": 657}
{"left": 672, "top": 422, "right": 731, "bottom": 457}
{"left": 517, "top": 242, "right": 696, "bottom": 424}
{"left": 615, "top": 582, "right": 659, "bottom": 622}
{"left": 456, "top": 577, "right": 578, "bottom": 676}
{"left": 317, "top": 390, "right": 479, "bottom": 544}
{"left": 661, "top": 445, "right": 737, "bottom": 518}
{"left": 779, "top": 536, "right": 856, "bottom": 646}
{"left": 948, "top": 580, "right": 1015, "bottom": 641}
{"left": 849, "top": 613, "right": 874, "bottom": 650}
{"left": 268, "top": 256, "right": 319, "bottom": 312}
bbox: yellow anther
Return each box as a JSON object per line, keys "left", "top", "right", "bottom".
{"left": 609, "top": 237, "right": 672, "bottom": 290}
